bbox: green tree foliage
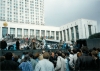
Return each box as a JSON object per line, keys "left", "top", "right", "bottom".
{"left": 89, "top": 33, "right": 100, "bottom": 39}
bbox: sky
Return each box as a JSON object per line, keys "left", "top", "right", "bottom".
{"left": 44, "top": 0, "right": 100, "bottom": 31}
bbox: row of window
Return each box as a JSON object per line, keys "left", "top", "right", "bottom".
{"left": 2, "top": 27, "right": 58, "bottom": 39}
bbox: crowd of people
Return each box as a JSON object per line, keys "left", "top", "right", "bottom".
{"left": 0, "top": 46, "right": 100, "bottom": 71}
{"left": 0, "top": 37, "right": 75, "bottom": 50}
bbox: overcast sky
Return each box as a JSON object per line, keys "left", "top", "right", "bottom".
{"left": 44, "top": 0, "right": 100, "bottom": 31}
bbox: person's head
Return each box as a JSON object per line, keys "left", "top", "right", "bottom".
{"left": 93, "top": 47, "right": 96, "bottom": 51}
{"left": 91, "top": 50, "right": 97, "bottom": 57}
{"left": 32, "top": 38, "right": 35, "bottom": 42}
{"left": 81, "top": 46, "right": 89, "bottom": 54}
{"left": 29, "top": 53, "right": 33, "bottom": 58}
{"left": 24, "top": 55, "right": 30, "bottom": 62}
{"left": 34, "top": 53, "right": 39, "bottom": 59}
{"left": 65, "top": 52, "right": 69, "bottom": 57}
{"left": 51, "top": 52, "right": 55, "bottom": 57}
{"left": 62, "top": 53, "right": 65, "bottom": 58}
{"left": 42, "top": 50, "right": 45, "bottom": 54}
{"left": 73, "top": 48, "right": 77, "bottom": 54}
{"left": 0, "top": 56, "right": 5, "bottom": 62}
{"left": 56, "top": 51, "right": 62, "bottom": 56}
{"left": 5, "top": 52, "right": 13, "bottom": 60}
{"left": 13, "top": 55, "right": 18, "bottom": 62}
{"left": 43, "top": 52, "right": 50, "bottom": 59}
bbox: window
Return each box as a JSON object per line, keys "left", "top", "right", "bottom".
{"left": 71, "top": 27, "right": 74, "bottom": 41}
{"left": 67, "top": 29, "right": 70, "bottom": 41}
{"left": 75, "top": 26, "right": 79, "bottom": 40}
{"left": 88, "top": 25, "right": 92, "bottom": 36}
{"left": 2, "top": 27, "right": 8, "bottom": 38}
{"left": 60, "top": 31, "right": 62, "bottom": 41}
{"left": 56, "top": 31, "right": 59, "bottom": 40}
{"left": 24, "top": 29, "right": 28, "bottom": 37}
{"left": 63, "top": 30, "right": 66, "bottom": 41}
{"left": 10, "top": 28, "right": 15, "bottom": 37}
{"left": 17, "top": 28, "right": 22, "bottom": 38}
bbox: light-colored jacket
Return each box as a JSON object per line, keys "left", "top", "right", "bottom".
{"left": 30, "top": 58, "right": 37, "bottom": 70}
{"left": 55, "top": 56, "right": 66, "bottom": 71}
{"left": 35, "top": 59, "right": 55, "bottom": 71}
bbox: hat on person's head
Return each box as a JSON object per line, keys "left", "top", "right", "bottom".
{"left": 5, "top": 52, "right": 13, "bottom": 60}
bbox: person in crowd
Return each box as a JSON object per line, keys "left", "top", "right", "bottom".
{"left": 16, "top": 39, "right": 20, "bottom": 50}
{"left": 19, "top": 55, "right": 33, "bottom": 71}
{"left": 0, "top": 56, "right": 5, "bottom": 62}
{"left": 91, "top": 50, "right": 100, "bottom": 70}
{"left": 0, "top": 52, "right": 19, "bottom": 70}
{"left": 75, "top": 46, "right": 96, "bottom": 71}
{"left": 68, "top": 49, "right": 74, "bottom": 71}
{"left": 72, "top": 48, "right": 78, "bottom": 67}
{"left": 29, "top": 53, "right": 37, "bottom": 71}
{"left": 96, "top": 48, "right": 100, "bottom": 59}
{"left": 0, "top": 38, "right": 7, "bottom": 50}
{"left": 13, "top": 55, "right": 20, "bottom": 66}
{"left": 21, "top": 52, "right": 26, "bottom": 59}
{"left": 77, "top": 49, "right": 82, "bottom": 57}
{"left": 55, "top": 51, "right": 66, "bottom": 71}
{"left": 35, "top": 52, "right": 55, "bottom": 71}
{"left": 65, "top": 52, "right": 70, "bottom": 71}
{"left": 18, "top": 55, "right": 22, "bottom": 63}
{"left": 70, "top": 44, "right": 73, "bottom": 51}
{"left": 62, "top": 41, "right": 67, "bottom": 49}
{"left": 34, "top": 52, "right": 40, "bottom": 62}
{"left": 29, "top": 38, "right": 36, "bottom": 49}
{"left": 49, "top": 52, "right": 57, "bottom": 68}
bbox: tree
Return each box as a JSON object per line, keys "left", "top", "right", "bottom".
{"left": 88, "top": 33, "right": 100, "bottom": 39}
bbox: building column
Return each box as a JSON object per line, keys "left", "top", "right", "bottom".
{"left": 0, "top": 27, "right": 2, "bottom": 38}
{"left": 74, "top": 27, "right": 76, "bottom": 42}
{"left": 59, "top": 31, "right": 60, "bottom": 40}
{"left": 45, "top": 30, "right": 46, "bottom": 39}
{"left": 34, "top": 29, "right": 36, "bottom": 38}
{"left": 55, "top": 31, "right": 56, "bottom": 40}
{"left": 50, "top": 31, "right": 51, "bottom": 39}
{"left": 28, "top": 29, "right": 30, "bottom": 38}
{"left": 61, "top": 30, "right": 63, "bottom": 41}
{"left": 8, "top": 27, "right": 10, "bottom": 34}
{"left": 22, "top": 28, "right": 24, "bottom": 38}
{"left": 69, "top": 28, "right": 71, "bottom": 42}
{"left": 65, "top": 29, "right": 68, "bottom": 42}
{"left": 40, "top": 30, "right": 41, "bottom": 38}
{"left": 15, "top": 28, "right": 17, "bottom": 38}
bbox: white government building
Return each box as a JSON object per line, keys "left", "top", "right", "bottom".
{"left": 0, "top": 0, "right": 44, "bottom": 25}
{"left": 0, "top": 18, "right": 98, "bottom": 42}
{"left": 0, "top": 0, "right": 98, "bottom": 42}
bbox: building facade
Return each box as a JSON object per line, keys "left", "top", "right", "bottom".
{"left": 0, "top": 21, "right": 60, "bottom": 40}
{"left": 60, "top": 19, "right": 98, "bottom": 42}
{"left": 0, "top": 19, "right": 98, "bottom": 43}
{"left": 0, "top": 0, "right": 44, "bottom": 25}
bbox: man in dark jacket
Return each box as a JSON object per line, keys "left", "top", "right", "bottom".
{"left": 29, "top": 38, "right": 36, "bottom": 49}
{"left": 0, "top": 52, "right": 19, "bottom": 71}
{"left": 16, "top": 39, "right": 20, "bottom": 50}
{"left": 75, "top": 46, "right": 96, "bottom": 71}
{"left": 49, "top": 52, "right": 57, "bottom": 68}
{"left": 0, "top": 38, "right": 7, "bottom": 50}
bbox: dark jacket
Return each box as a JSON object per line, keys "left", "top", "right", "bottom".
{"left": 93, "top": 58, "right": 100, "bottom": 71}
{"left": 75, "top": 54, "right": 96, "bottom": 71}
{"left": 49, "top": 56, "right": 57, "bottom": 68}
{"left": 16, "top": 40, "right": 20, "bottom": 50}
{"left": 0, "top": 41, "right": 7, "bottom": 49}
{"left": 0, "top": 60, "right": 19, "bottom": 71}
{"left": 29, "top": 42, "right": 36, "bottom": 49}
